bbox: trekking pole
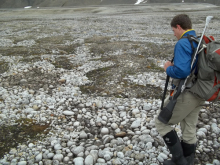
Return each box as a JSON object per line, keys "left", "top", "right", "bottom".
{"left": 181, "top": 16, "right": 213, "bottom": 92}
{"left": 161, "top": 58, "right": 174, "bottom": 110}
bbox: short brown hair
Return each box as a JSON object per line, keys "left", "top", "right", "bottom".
{"left": 170, "top": 14, "right": 192, "bottom": 30}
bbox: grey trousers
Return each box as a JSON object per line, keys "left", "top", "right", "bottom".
{"left": 155, "top": 91, "right": 204, "bottom": 144}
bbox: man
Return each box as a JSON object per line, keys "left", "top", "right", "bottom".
{"left": 155, "top": 14, "right": 204, "bottom": 165}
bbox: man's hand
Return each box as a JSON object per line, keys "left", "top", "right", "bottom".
{"left": 164, "top": 61, "right": 174, "bottom": 71}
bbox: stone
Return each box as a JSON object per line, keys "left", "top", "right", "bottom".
{"left": 101, "top": 127, "right": 109, "bottom": 135}
{"left": 132, "top": 108, "right": 140, "bottom": 115}
{"left": 95, "top": 100, "right": 102, "bottom": 108}
{"left": 33, "top": 105, "right": 39, "bottom": 110}
{"left": 24, "top": 108, "right": 34, "bottom": 114}
{"left": 117, "top": 152, "right": 124, "bottom": 158}
{"left": 211, "top": 123, "right": 220, "bottom": 134}
{"left": 53, "top": 154, "right": 63, "bottom": 161}
{"left": 20, "top": 79, "right": 27, "bottom": 85}
{"left": 63, "top": 156, "right": 69, "bottom": 162}
{"left": 115, "top": 132, "right": 127, "bottom": 137}
{"left": 159, "top": 153, "right": 168, "bottom": 159}
{"left": 120, "top": 111, "right": 126, "bottom": 118}
{"left": 90, "top": 150, "right": 99, "bottom": 162}
{"left": 79, "top": 131, "right": 88, "bottom": 139}
{"left": 111, "top": 123, "right": 118, "bottom": 130}
{"left": 118, "top": 106, "right": 125, "bottom": 111}
{"left": 142, "top": 129, "right": 150, "bottom": 134}
{"left": 112, "top": 158, "right": 122, "bottom": 164}
{"left": 35, "top": 153, "right": 43, "bottom": 162}
{"left": 104, "top": 154, "right": 112, "bottom": 161}
{"left": 47, "top": 153, "right": 55, "bottom": 159}
{"left": 157, "top": 155, "right": 164, "bottom": 163}
{"left": 63, "top": 111, "right": 74, "bottom": 116}
{"left": 146, "top": 142, "right": 152, "bottom": 149}
{"left": 130, "top": 118, "right": 141, "bottom": 128}
{"left": 71, "top": 146, "right": 85, "bottom": 155}
{"left": 43, "top": 159, "right": 52, "bottom": 165}
{"left": 150, "top": 128, "right": 158, "bottom": 137}
{"left": 58, "top": 79, "right": 66, "bottom": 83}
{"left": 197, "top": 131, "right": 206, "bottom": 138}
{"left": 139, "top": 135, "right": 154, "bottom": 143}
{"left": 213, "top": 159, "right": 220, "bottom": 165}
{"left": 143, "top": 103, "right": 151, "bottom": 111}
{"left": 105, "top": 103, "right": 114, "bottom": 109}
{"left": 198, "top": 128, "right": 208, "bottom": 134}
{"left": 85, "top": 155, "right": 94, "bottom": 165}
{"left": 54, "top": 144, "right": 62, "bottom": 150}
{"left": 103, "top": 136, "right": 112, "bottom": 145}
{"left": 9, "top": 148, "right": 17, "bottom": 155}
{"left": 201, "top": 113, "right": 208, "bottom": 119}
{"left": 73, "top": 157, "right": 84, "bottom": 165}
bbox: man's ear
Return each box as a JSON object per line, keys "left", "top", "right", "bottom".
{"left": 176, "top": 24, "right": 182, "bottom": 30}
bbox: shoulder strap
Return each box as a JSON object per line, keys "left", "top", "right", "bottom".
{"left": 187, "top": 34, "right": 195, "bottom": 50}
{"left": 181, "top": 35, "right": 199, "bottom": 64}
{"left": 181, "top": 35, "right": 197, "bottom": 50}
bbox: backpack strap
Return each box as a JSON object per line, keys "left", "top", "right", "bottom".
{"left": 181, "top": 35, "right": 198, "bottom": 63}
{"left": 180, "top": 35, "right": 200, "bottom": 90}
{"left": 187, "top": 34, "right": 195, "bottom": 51}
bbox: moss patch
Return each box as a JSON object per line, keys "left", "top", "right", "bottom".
{"left": 52, "top": 56, "right": 79, "bottom": 70}
{"left": 1, "top": 68, "right": 60, "bottom": 95}
{"left": 80, "top": 54, "right": 163, "bottom": 99}
{"left": 0, "top": 61, "right": 9, "bottom": 74}
{"left": 88, "top": 41, "right": 132, "bottom": 56}
{"left": 19, "top": 56, "right": 42, "bottom": 63}
{"left": 0, "top": 118, "right": 50, "bottom": 158}
{"left": 85, "top": 36, "right": 111, "bottom": 44}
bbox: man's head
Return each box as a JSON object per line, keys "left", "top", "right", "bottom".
{"left": 171, "top": 14, "right": 192, "bottom": 40}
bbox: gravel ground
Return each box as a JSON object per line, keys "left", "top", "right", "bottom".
{"left": 0, "top": 3, "right": 220, "bottom": 165}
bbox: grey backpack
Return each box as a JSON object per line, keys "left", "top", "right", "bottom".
{"left": 188, "top": 35, "right": 220, "bottom": 101}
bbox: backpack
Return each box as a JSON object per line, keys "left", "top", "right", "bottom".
{"left": 186, "top": 35, "right": 220, "bottom": 102}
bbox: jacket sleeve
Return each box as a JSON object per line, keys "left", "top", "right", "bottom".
{"left": 166, "top": 40, "right": 192, "bottom": 79}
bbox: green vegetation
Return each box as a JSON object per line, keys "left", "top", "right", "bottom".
{"left": 52, "top": 56, "right": 80, "bottom": 70}
{"left": 0, "top": 61, "right": 9, "bottom": 74}
{"left": 85, "top": 36, "right": 111, "bottom": 44}
{"left": 0, "top": 118, "right": 50, "bottom": 158}
{"left": 19, "top": 56, "right": 41, "bottom": 63}
{"left": 80, "top": 53, "right": 163, "bottom": 99}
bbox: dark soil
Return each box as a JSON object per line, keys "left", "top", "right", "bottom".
{"left": 0, "top": 118, "right": 50, "bottom": 159}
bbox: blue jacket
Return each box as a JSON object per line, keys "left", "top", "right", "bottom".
{"left": 166, "top": 30, "right": 197, "bottom": 79}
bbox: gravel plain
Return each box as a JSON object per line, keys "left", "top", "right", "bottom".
{"left": 0, "top": 3, "right": 220, "bottom": 165}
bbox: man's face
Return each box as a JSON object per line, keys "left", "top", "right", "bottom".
{"left": 172, "top": 26, "right": 182, "bottom": 40}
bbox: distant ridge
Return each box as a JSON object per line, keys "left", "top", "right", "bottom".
{"left": 0, "top": 0, "right": 219, "bottom": 8}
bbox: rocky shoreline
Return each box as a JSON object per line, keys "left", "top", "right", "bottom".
{"left": 0, "top": 4, "right": 220, "bottom": 165}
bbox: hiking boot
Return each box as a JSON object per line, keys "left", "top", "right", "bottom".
{"left": 181, "top": 141, "right": 196, "bottom": 165}
{"left": 162, "top": 130, "right": 188, "bottom": 165}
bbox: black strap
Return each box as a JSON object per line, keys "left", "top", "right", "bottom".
{"left": 161, "top": 58, "right": 174, "bottom": 110}
{"left": 181, "top": 35, "right": 200, "bottom": 69}
{"left": 182, "top": 35, "right": 196, "bottom": 63}
{"left": 187, "top": 34, "right": 195, "bottom": 51}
